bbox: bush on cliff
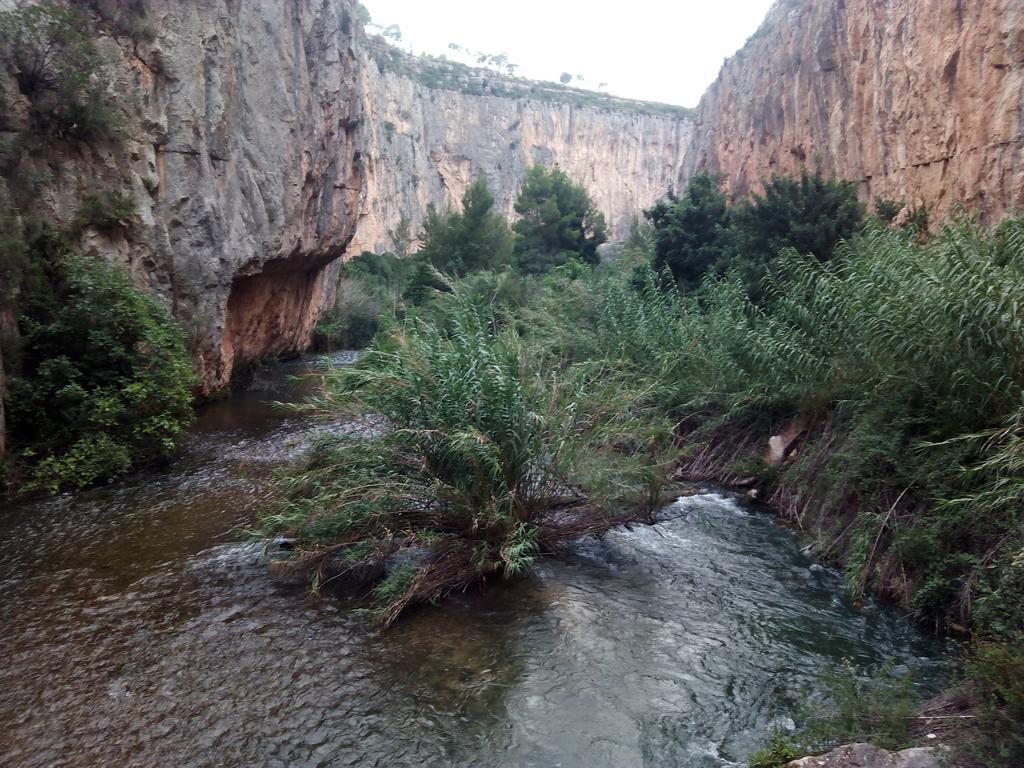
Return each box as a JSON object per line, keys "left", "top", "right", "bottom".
{"left": 0, "top": 2, "right": 121, "bottom": 141}
{"left": 6, "top": 252, "right": 194, "bottom": 493}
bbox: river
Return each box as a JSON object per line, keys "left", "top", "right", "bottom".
{"left": 0, "top": 352, "right": 949, "bottom": 768}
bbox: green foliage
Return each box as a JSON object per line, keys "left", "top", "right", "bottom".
{"left": 647, "top": 167, "right": 864, "bottom": 297}
{"left": 645, "top": 172, "right": 732, "bottom": 290}
{"left": 417, "top": 176, "right": 514, "bottom": 277}
{"left": 314, "top": 297, "right": 382, "bottom": 351}
{"left": 873, "top": 197, "right": 904, "bottom": 225}
{"left": 315, "top": 250, "right": 418, "bottom": 350}
{"left": 260, "top": 289, "right": 672, "bottom": 624}
{"left": 7, "top": 254, "right": 194, "bottom": 493}
{"left": 517, "top": 216, "right": 1024, "bottom": 643}
{"left": 727, "top": 167, "right": 864, "bottom": 296}
{"left": 748, "top": 732, "right": 800, "bottom": 768}
{"left": 749, "top": 662, "right": 921, "bottom": 764}
{"left": 0, "top": 2, "right": 120, "bottom": 141}
{"left": 966, "top": 642, "right": 1024, "bottom": 765}
{"left": 74, "top": 190, "right": 136, "bottom": 233}
{"left": 513, "top": 165, "right": 607, "bottom": 274}
{"left": 802, "top": 661, "right": 918, "bottom": 751}
{"left": 0, "top": 207, "right": 27, "bottom": 301}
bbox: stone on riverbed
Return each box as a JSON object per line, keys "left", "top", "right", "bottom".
{"left": 789, "top": 743, "right": 950, "bottom": 768}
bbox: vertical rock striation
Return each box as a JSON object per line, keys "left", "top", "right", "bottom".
{"left": 135, "top": 0, "right": 365, "bottom": 391}
{"left": 352, "top": 44, "right": 694, "bottom": 253}
{"left": 2, "top": 0, "right": 365, "bottom": 395}
{"left": 683, "top": 0, "right": 1024, "bottom": 221}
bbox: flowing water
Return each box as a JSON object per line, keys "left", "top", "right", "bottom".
{"left": 0, "top": 353, "right": 949, "bottom": 768}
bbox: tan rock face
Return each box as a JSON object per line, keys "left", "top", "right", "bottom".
{"left": 143, "top": 0, "right": 364, "bottom": 392}
{"left": 352, "top": 44, "right": 694, "bottom": 253}
{"left": 684, "top": 0, "right": 1024, "bottom": 222}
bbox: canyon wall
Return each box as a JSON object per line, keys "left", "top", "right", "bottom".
{"left": 2, "top": 0, "right": 364, "bottom": 395}
{"left": 683, "top": 0, "right": 1024, "bottom": 221}
{"left": 352, "top": 43, "right": 693, "bottom": 253}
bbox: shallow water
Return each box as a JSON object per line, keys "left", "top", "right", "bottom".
{"left": 0, "top": 353, "right": 948, "bottom": 767}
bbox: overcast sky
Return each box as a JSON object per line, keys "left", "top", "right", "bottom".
{"left": 361, "top": 0, "right": 777, "bottom": 107}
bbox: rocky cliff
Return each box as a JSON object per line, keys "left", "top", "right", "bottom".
{"left": 352, "top": 42, "right": 693, "bottom": 253}
{"left": 683, "top": 0, "right": 1024, "bottom": 221}
{"left": 2, "top": 0, "right": 364, "bottom": 395}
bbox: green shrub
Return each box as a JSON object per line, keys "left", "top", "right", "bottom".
{"left": 74, "top": 190, "right": 136, "bottom": 233}
{"left": 801, "top": 661, "right": 918, "bottom": 751}
{"left": 966, "top": 642, "right": 1024, "bottom": 765}
{"left": 0, "top": 2, "right": 121, "bottom": 141}
{"left": 259, "top": 290, "right": 671, "bottom": 623}
{"left": 314, "top": 280, "right": 384, "bottom": 350}
{"left": 0, "top": 208, "right": 27, "bottom": 301}
{"left": 748, "top": 732, "right": 800, "bottom": 768}
{"left": 7, "top": 254, "right": 194, "bottom": 492}
{"left": 729, "top": 167, "right": 864, "bottom": 273}
{"left": 645, "top": 172, "right": 732, "bottom": 290}
{"left": 417, "top": 176, "right": 514, "bottom": 277}
{"left": 647, "top": 168, "right": 864, "bottom": 297}
{"left": 873, "top": 198, "right": 904, "bottom": 225}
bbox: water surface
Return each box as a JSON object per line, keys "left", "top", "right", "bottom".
{"left": 0, "top": 353, "right": 948, "bottom": 767}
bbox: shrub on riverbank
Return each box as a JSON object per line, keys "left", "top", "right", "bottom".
{"left": 6, "top": 253, "right": 194, "bottom": 493}
{"left": 282, "top": 167, "right": 1024, "bottom": 757}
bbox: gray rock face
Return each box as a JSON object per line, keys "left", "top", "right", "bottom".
{"left": 138, "top": 0, "right": 364, "bottom": 392}
{"left": 352, "top": 41, "right": 694, "bottom": 253}
{"left": 3, "top": 0, "right": 364, "bottom": 394}
{"left": 789, "top": 743, "right": 950, "bottom": 768}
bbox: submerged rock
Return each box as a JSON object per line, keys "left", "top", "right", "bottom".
{"left": 789, "top": 743, "right": 950, "bottom": 768}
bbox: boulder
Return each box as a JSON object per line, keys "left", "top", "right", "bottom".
{"left": 789, "top": 743, "right": 950, "bottom": 768}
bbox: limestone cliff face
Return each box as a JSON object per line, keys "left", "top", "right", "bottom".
{"left": 352, "top": 44, "right": 694, "bottom": 253}
{"left": 684, "top": 0, "right": 1024, "bottom": 221}
{"left": 145, "top": 0, "right": 364, "bottom": 391}
{"left": 3, "top": 0, "right": 364, "bottom": 395}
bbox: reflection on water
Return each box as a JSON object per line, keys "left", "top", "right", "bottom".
{"left": 0, "top": 353, "right": 948, "bottom": 767}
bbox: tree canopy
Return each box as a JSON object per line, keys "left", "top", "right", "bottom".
{"left": 416, "top": 176, "right": 514, "bottom": 278}
{"left": 645, "top": 173, "right": 732, "bottom": 290}
{"left": 646, "top": 167, "right": 864, "bottom": 297}
{"left": 513, "top": 165, "right": 607, "bottom": 274}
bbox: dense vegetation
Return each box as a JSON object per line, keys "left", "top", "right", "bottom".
{"left": 293, "top": 165, "right": 1022, "bottom": 763}
{"left": 263, "top": 287, "right": 671, "bottom": 623}
{"left": 647, "top": 167, "right": 864, "bottom": 295}
{"left": 7, "top": 251, "right": 194, "bottom": 492}
{"left": 0, "top": 2, "right": 121, "bottom": 142}
{"left": 0, "top": 3, "right": 195, "bottom": 493}
{"left": 418, "top": 176, "right": 514, "bottom": 277}
{"left": 318, "top": 168, "right": 604, "bottom": 343}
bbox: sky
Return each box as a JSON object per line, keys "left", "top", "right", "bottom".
{"left": 360, "top": 0, "right": 777, "bottom": 107}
